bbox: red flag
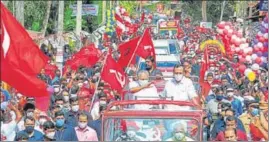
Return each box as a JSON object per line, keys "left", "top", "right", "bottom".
{"left": 44, "top": 63, "right": 58, "bottom": 79}
{"left": 116, "top": 26, "right": 123, "bottom": 39}
{"left": 101, "top": 54, "right": 128, "bottom": 92}
{"left": 1, "top": 3, "right": 48, "bottom": 75}
{"left": 117, "top": 36, "right": 140, "bottom": 67}
{"left": 199, "top": 47, "right": 209, "bottom": 83}
{"left": 1, "top": 61, "right": 48, "bottom": 98}
{"left": 63, "top": 44, "right": 101, "bottom": 72}
{"left": 136, "top": 28, "right": 156, "bottom": 59}
{"left": 0, "top": 3, "right": 48, "bottom": 100}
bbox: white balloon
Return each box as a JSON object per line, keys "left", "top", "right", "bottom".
{"left": 261, "top": 57, "right": 268, "bottom": 63}
{"left": 243, "top": 48, "right": 249, "bottom": 54}
{"left": 264, "top": 33, "right": 268, "bottom": 39}
{"left": 224, "top": 25, "right": 230, "bottom": 30}
{"left": 257, "top": 42, "right": 263, "bottom": 48}
{"left": 216, "top": 29, "right": 223, "bottom": 34}
{"left": 239, "top": 44, "right": 245, "bottom": 50}
{"left": 231, "top": 35, "right": 237, "bottom": 40}
{"left": 246, "top": 55, "right": 252, "bottom": 61}
{"left": 241, "top": 38, "right": 246, "bottom": 43}
{"left": 251, "top": 63, "right": 260, "bottom": 71}
{"left": 244, "top": 68, "right": 252, "bottom": 76}
{"left": 235, "top": 47, "right": 240, "bottom": 52}
{"left": 263, "top": 23, "right": 268, "bottom": 29}
{"left": 228, "top": 29, "right": 233, "bottom": 34}
{"left": 248, "top": 47, "right": 253, "bottom": 52}
{"left": 251, "top": 54, "right": 258, "bottom": 60}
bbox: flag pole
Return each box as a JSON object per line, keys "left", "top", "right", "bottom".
{"left": 124, "top": 27, "right": 148, "bottom": 73}
{"left": 89, "top": 51, "right": 109, "bottom": 112}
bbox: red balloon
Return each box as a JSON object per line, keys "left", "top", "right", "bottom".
{"left": 258, "top": 37, "right": 265, "bottom": 42}
{"left": 238, "top": 50, "right": 243, "bottom": 55}
{"left": 255, "top": 57, "right": 262, "bottom": 64}
{"left": 235, "top": 41, "right": 241, "bottom": 46}
{"left": 217, "top": 23, "right": 225, "bottom": 29}
{"left": 223, "top": 29, "right": 228, "bottom": 35}
{"left": 263, "top": 47, "right": 268, "bottom": 52}
{"left": 238, "top": 64, "right": 246, "bottom": 74}
{"left": 237, "top": 32, "right": 243, "bottom": 38}
{"left": 239, "top": 57, "right": 246, "bottom": 63}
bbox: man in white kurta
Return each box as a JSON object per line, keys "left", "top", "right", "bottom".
{"left": 128, "top": 70, "right": 159, "bottom": 110}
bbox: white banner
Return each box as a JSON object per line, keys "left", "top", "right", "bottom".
{"left": 70, "top": 4, "right": 99, "bottom": 16}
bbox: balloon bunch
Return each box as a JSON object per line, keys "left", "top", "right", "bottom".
{"left": 216, "top": 14, "right": 268, "bottom": 82}
{"left": 105, "top": 9, "right": 116, "bottom": 37}
{"left": 250, "top": 13, "right": 268, "bottom": 69}
{"left": 216, "top": 21, "right": 249, "bottom": 60}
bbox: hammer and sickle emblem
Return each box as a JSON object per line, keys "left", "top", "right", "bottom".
{"left": 109, "top": 69, "right": 125, "bottom": 88}
{"left": 144, "top": 45, "right": 152, "bottom": 50}
{"left": 123, "top": 47, "right": 131, "bottom": 56}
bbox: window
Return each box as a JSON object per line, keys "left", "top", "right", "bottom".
{"left": 104, "top": 118, "right": 200, "bottom": 141}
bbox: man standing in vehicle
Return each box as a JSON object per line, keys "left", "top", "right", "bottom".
{"left": 128, "top": 70, "right": 159, "bottom": 109}
{"left": 145, "top": 56, "right": 163, "bottom": 80}
{"left": 162, "top": 64, "right": 201, "bottom": 110}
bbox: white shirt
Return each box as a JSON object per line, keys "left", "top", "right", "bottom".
{"left": 16, "top": 117, "right": 40, "bottom": 132}
{"left": 1, "top": 111, "right": 17, "bottom": 141}
{"left": 163, "top": 77, "right": 198, "bottom": 110}
{"left": 91, "top": 101, "right": 100, "bottom": 121}
{"left": 129, "top": 81, "right": 159, "bottom": 110}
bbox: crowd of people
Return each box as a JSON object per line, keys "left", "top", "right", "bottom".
{"left": 1, "top": 8, "right": 268, "bottom": 142}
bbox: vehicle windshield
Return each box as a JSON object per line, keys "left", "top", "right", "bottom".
{"left": 104, "top": 117, "right": 200, "bottom": 141}
{"left": 139, "top": 61, "right": 179, "bottom": 70}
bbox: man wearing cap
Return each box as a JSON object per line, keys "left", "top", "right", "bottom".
{"left": 225, "top": 85, "right": 243, "bottom": 117}
{"left": 238, "top": 100, "right": 259, "bottom": 139}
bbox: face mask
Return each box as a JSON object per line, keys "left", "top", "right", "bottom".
{"left": 46, "top": 131, "right": 55, "bottom": 139}
{"left": 25, "top": 126, "right": 34, "bottom": 133}
{"left": 70, "top": 94, "right": 77, "bottom": 98}
{"left": 174, "top": 132, "right": 185, "bottom": 140}
{"left": 174, "top": 74, "right": 184, "bottom": 82}
{"left": 55, "top": 119, "right": 65, "bottom": 128}
{"left": 251, "top": 108, "right": 260, "bottom": 116}
{"left": 63, "top": 96, "right": 69, "bottom": 102}
{"left": 39, "top": 118, "right": 47, "bottom": 126}
{"left": 78, "top": 83, "right": 83, "bottom": 88}
{"left": 138, "top": 80, "right": 149, "bottom": 86}
{"left": 145, "top": 65, "right": 152, "bottom": 70}
{"left": 54, "top": 88, "right": 60, "bottom": 93}
{"left": 26, "top": 112, "right": 34, "bottom": 117}
{"left": 127, "top": 130, "right": 136, "bottom": 138}
{"left": 1, "top": 112, "right": 10, "bottom": 122}
{"left": 78, "top": 122, "right": 87, "bottom": 129}
{"left": 1, "top": 102, "right": 8, "bottom": 111}
{"left": 71, "top": 105, "right": 79, "bottom": 112}
{"left": 216, "top": 95, "right": 224, "bottom": 101}
{"left": 227, "top": 92, "right": 234, "bottom": 97}
{"left": 218, "top": 109, "right": 222, "bottom": 113}
{"left": 99, "top": 100, "right": 107, "bottom": 106}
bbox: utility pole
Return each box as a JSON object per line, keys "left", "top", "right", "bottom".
{"left": 220, "top": 1, "right": 226, "bottom": 22}
{"left": 57, "top": 1, "right": 64, "bottom": 35}
{"left": 15, "top": 1, "right": 24, "bottom": 26}
{"left": 76, "top": 1, "right": 82, "bottom": 36}
{"left": 201, "top": 0, "right": 207, "bottom": 22}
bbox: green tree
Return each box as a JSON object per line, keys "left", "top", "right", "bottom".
{"left": 24, "top": 1, "right": 47, "bottom": 31}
